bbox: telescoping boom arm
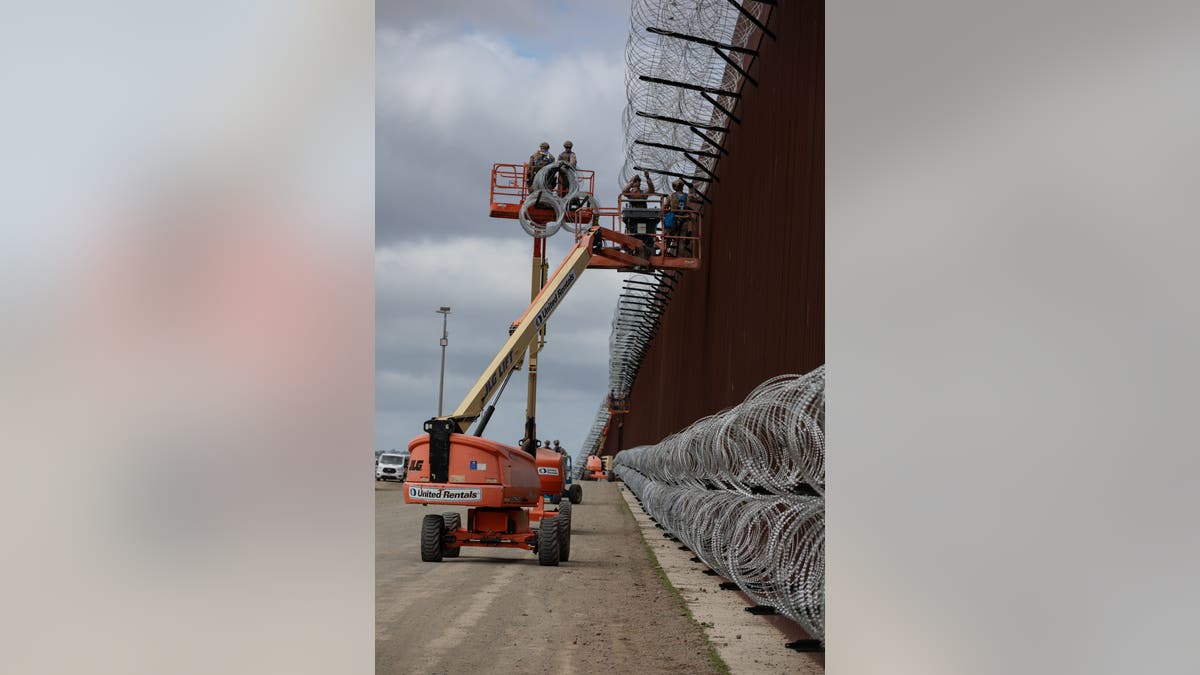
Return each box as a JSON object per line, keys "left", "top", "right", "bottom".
{"left": 436, "top": 231, "right": 597, "bottom": 434}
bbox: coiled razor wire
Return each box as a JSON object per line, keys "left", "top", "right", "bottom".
{"left": 517, "top": 161, "right": 598, "bottom": 238}
{"left": 621, "top": 0, "right": 773, "bottom": 193}
{"left": 613, "top": 366, "right": 826, "bottom": 640}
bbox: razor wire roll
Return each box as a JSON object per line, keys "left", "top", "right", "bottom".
{"left": 620, "top": 0, "right": 772, "bottom": 191}
{"left": 518, "top": 161, "right": 594, "bottom": 238}
{"left": 613, "top": 366, "right": 826, "bottom": 641}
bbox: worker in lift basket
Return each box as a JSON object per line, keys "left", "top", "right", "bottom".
{"left": 557, "top": 141, "right": 577, "bottom": 200}
{"left": 621, "top": 170, "right": 657, "bottom": 258}
{"left": 663, "top": 178, "right": 690, "bottom": 256}
{"left": 526, "top": 141, "right": 554, "bottom": 190}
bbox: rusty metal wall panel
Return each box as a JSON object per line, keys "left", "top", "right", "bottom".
{"left": 609, "top": 1, "right": 824, "bottom": 453}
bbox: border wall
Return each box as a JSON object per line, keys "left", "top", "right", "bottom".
{"left": 606, "top": 1, "right": 824, "bottom": 452}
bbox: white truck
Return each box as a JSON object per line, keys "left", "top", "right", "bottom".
{"left": 376, "top": 451, "right": 410, "bottom": 481}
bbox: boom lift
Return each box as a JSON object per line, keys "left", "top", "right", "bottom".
{"left": 403, "top": 160, "right": 701, "bottom": 566}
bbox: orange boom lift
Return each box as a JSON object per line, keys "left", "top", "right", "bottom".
{"left": 404, "top": 160, "right": 701, "bottom": 566}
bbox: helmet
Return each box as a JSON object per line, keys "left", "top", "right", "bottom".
{"left": 539, "top": 142, "right": 550, "bottom": 150}
{"left": 672, "top": 179, "right": 684, "bottom": 190}
{"left": 553, "top": 440, "right": 560, "bottom": 445}
{"left": 563, "top": 140, "right": 573, "bottom": 149}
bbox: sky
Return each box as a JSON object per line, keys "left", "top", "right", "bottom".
{"left": 376, "top": 1, "right": 633, "bottom": 454}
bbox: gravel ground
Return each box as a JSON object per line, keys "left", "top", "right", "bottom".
{"left": 376, "top": 479, "right": 722, "bottom": 675}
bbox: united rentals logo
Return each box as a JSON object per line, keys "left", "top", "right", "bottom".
{"left": 536, "top": 467, "right": 560, "bottom": 476}
{"left": 534, "top": 271, "right": 576, "bottom": 329}
{"left": 408, "top": 486, "right": 482, "bottom": 502}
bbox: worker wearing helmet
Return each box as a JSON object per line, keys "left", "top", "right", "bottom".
{"left": 558, "top": 141, "right": 577, "bottom": 168}
{"left": 552, "top": 440, "right": 563, "bottom": 453}
{"left": 621, "top": 170, "right": 657, "bottom": 258}
{"left": 527, "top": 142, "right": 553, "bottom": 188}
{"left": 557, "top": 141, "right": 577, "bottom": 199}
{"left": 663, "top": 178, "right": 690, "bottom": 255}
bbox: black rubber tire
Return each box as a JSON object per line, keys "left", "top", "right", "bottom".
{"left": 557, "top": 499, "right": 572, "bottom": 530}
{"left": 441, "top": 513, "right": 461, "bottom": 558}
{"left": 549, "top": 493, "right": 562, "bottom": 505}
{"left": 568, "top": 484, "right": 582, "bottom": 504}
{"left": 557, "top": 509, "right": 571, "bottom": 562}
{"left": 537, "top": 517, "right": 560, "bottom": 566}
{"left": 420, "top": 514, "right": 445, "bottom": 562}
{"left": 557, "top": 520, "right": 571, "bottom": 563}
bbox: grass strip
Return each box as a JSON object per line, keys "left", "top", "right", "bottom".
{"left": 618, "top": 487, "right": 731, "bottom": 675}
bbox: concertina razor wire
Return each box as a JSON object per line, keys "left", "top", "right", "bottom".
{"left": 614, "top": 366, "right": 826, "bottom": 640}
{"left": 620, "top": 0, "right": 772, "bottom": 196}
{"left": 518, "top": 160, "right": 598, "bottom": 238}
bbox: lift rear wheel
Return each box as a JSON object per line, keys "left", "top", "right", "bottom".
{"left": 568, "top": 484, "right": 582, "bottom": 504}
{"left": 557, "top": 499, "right": 572, "bottom": 530}
{"left": 420, "top": 514, "right": 445, "bottom": 562}
{"left": 556, "top": 509, "right": 571, "bottom": 562}
{"left": 441, "top": 513, "right": 461, "bottom": 558}
{"left": 537, "top": 516, "right": 560, "bottom": 566}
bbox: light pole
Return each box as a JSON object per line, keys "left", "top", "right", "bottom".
{"left": 436, "top": 306, "right": 451, "bottom": 416}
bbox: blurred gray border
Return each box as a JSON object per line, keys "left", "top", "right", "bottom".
{"left": 828, "top": 3, "right": 1200, "bottom": 673}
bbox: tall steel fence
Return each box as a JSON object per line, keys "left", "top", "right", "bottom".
{"left": 614, "top": 366, "right": 826, "bottom": 640}
{"left": 574, "top": 0, "right": 777, "bottom": 470}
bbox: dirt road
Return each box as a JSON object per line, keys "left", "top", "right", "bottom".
{"left": 376, "top": 479, "right": 720, "bottom": 674}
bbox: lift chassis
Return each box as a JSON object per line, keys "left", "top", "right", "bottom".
{"left": 404, "top": 226, "right": 650, "bottom": 565}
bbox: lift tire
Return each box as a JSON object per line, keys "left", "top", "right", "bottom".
{"left": 441, "top": 513, "right": 461, "bottom": 558}
{"left": 537, "top": 517, "right": 560, "bottom": 566}
{"left": 557, "top": 499, "right": 572, "bottom": 530}
{"left": 557, "top": 501, "right": 572, "bottom": 556}
{"left": 549, "top": 493, "right": 562, "bottom": 505}
{"left": 557, "top": 512, "right": 571, "bottom": 562}
{"left": 420, "top": 514, "right": 445, "bottom": 562}
{"left": 568, "top": 484, "right": 583, "bottom": 504}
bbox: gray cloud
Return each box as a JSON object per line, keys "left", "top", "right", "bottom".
{"left": 376, "top": 24, "right": 628, "bottom": 245}
{"left": 377, "top": 0, "right": 631, "bottom": 52}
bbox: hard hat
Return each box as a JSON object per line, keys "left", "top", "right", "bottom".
{"left": 539, "top": 141, "right": 550, "bottom": 149}
{"left": 672, "top": 179, "right": 684, "bottom": 189}
{"left": 554, "top": 439, "right": 560, "bottom": 445}
{"left": 563, "top": 140, "right": 573, "bottom": 148}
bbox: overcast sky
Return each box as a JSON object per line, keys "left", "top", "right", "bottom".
{"left": 377, "top": 1, "right": 633, "bottom": 454}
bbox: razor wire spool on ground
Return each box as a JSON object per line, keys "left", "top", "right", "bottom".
{"left": 613, "top": 366, "right": 826, "bottom": 642}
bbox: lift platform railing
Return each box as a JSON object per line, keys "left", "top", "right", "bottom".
{"left": 571, "top": 193, "right": 701, "bottom": 270}
{"left": 489, "top": 162, "right": 596, "bottom": 220}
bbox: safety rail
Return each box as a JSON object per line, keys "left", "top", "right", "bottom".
{"left": 490, "top": 162, "right": 595, "bottom": 220}
{"left": 570, "top": 194, "right": 701, "bottom": 271}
